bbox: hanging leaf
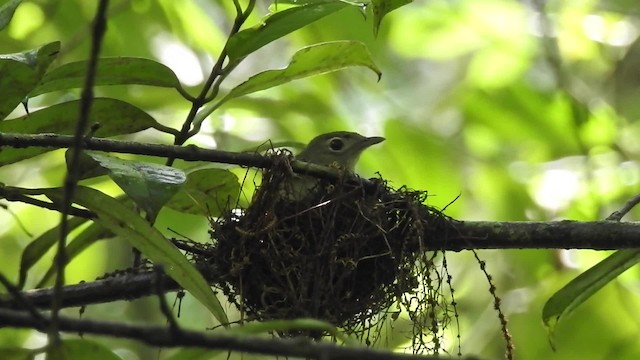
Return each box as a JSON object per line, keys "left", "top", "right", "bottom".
{"left": 79, "top": 152, "right": 186, "bottom": 220}
{"left": 30, "top": 57, "right": 183, "bottom": 97}
{"left": 371, "top": 0, "right": 412, "bottom": 36}
{"left": 0, "top": 0, "right": 22, "bottom": 31}
{"left": 46, "top": 339, "right": 123, "bottom": 360}
{"left": 43, "top": 186, "right": 229, "bottom": 325}
{"left": 18, "top": 217, "right": 88, "bottom": 289}
{"left": 542, "top": 249, "right": 640, "bottom": 348}
{"left": 0, "top": 98, "right": 157, "bottom": 166}
{"left": 166, "top": 168, "right": 240, "bottom": 216}
{"left": 223, "top": 41, "right": 380, "bottom": 104}
{"left": 226, "top": 1, "right": 352, "bottom": 62}
{"left": 0, "top": 41, "right": 60, "bottom": 120}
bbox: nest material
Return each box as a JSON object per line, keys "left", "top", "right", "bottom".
{"left": 206, "top": 153, "right": 453, "bottom": 339}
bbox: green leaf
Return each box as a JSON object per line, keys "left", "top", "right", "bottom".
{"left": 80, "top": 152, "right": 187, "bottom": 220}
{"left": 45, "top": 186, "right": 229, "bottom": 325}
{"left": 0, "top": 41, "right": 60, "bottom": 120}
{"left": 46, "top": 339, "right": 123, "bottom": 360}
{"left": 0, "top": 98, "right": 157, "bottom": 166}
{"left": 0, "top": 346, "right": 35, "bottom": 360}
{"left": 166, "top": 168, "right": 240, "bottom": 216}
{"left": 0, "top": 0, "right": 22, "bottom": 31}
{"left": 18, "top": 217, "right": 88, "bottom": 289}
{"left": 30, "top": 57, "right": 182, "bottom": 97}
{"left": 371, "top": 0, "right": 412, "bottom": 36}
{"left": 36, "top": 222, "right": 111, "bottom": 288}
{"left": 542, "top": 249, "right": 640, "bottom": 347}
{"left": 219, "top": 41, "right": 381, "bottom": 106}
{"left": 226, "top": 1, "right": 351, "bottom": 62}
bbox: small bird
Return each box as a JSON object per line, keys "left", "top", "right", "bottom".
{"left": 284, "top": 131, "right": 385, "bottom": 200}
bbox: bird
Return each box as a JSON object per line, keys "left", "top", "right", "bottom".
{"left": 282, "top": 131, "right": 385, "bottom": 200}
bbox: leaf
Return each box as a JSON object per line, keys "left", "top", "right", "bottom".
{"left": 80, "top": 152, "right": 187, "bottom": 220}
{"left": 36, "top": 222, "right": 111, "bottom": 288}
{"left": 0, "top": 41, "right": 60, "bottom": 120}
{"left": 0, "top": 347, "right": 34, "bottom": 360}
{"left": 46, "top": 339, "right": 123, "bottom": 360}
{"left": 220, "top": 41, "right": 381, "bottom": 106}
{"left": 30, "top": 57, "right": 182, "bottom": 97}
{"left": 44, "top": 186, "right": 229, "bottom": 325}
{"left": 166, "top": 168, "right": 240, "bottom": 216}
{"left": 18, "top": 217, "right": 88, "bottom": 289}
{"left": 542, "top": 249, "right": 640, "bottom": 347}
{"left": 0, "top": 98, "right": 157, "bottom": 166}
{"left": 0, "top": 0, "right": 21, "bottom": 31}
{"left": 371, "top": 0, "right": 412, "bottom": 36}
{"left": 226, "top": 1, "right": 351, "bottom": 62}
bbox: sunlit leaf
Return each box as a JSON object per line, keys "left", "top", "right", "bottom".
{"left": 542, "top": 249, "right": 640, "bottom": 347}
{"left": 0, "top": 0, "right": 22, "bottom": 31}
{"left": 0, "top": 41, "right": 59, "bottom": 120}
{"left": 220, "top": 41, "right": 380, "bottom": 107}
{"left": 43, "top": 186, "right": 228, "bottom": 325}
{"left": 0, "top": 98, "right": 157, "bottom": 166}
{"left": 371, "top": 0, "right": 412, "bottom": 36}
{"left": 80, "top": 152, "right": 186, "bottom": 220}
{"left": 226, "top": 1, "right": 352, "bottom": 62}
{"left": 166, "top": 168, "right": 240, "bottom": 216}
{"left": 30, "top": 57, "right": 183, "bottom": 97}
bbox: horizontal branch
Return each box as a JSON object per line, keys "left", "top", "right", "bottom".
{"left": 1, "top": 220, "right": 638, "bottom": 311}
{"left": 0, "top": 132, "right": 347, "bottom": 181}
{"left": 449, "top": 220, "right": 640, "bottom": 250}
{"left": 0, "top": 308, "right": 462, "bottom": 360}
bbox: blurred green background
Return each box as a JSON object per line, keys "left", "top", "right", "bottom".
{"left": 2, "top": 0, "right": 640, "bottom": 359}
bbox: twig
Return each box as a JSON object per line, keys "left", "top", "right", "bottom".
{"left": 607, "top": 194, "right": 640, "bottom": 221}
{"left": 0, "top": 308, "right": 470, "bottom": 360}
{"left": 51, "top": 0, "right": 109, "bottom": 341}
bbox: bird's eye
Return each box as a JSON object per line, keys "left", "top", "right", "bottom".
{"left": 328, "top": 137, "right": 344, "bottom": 151}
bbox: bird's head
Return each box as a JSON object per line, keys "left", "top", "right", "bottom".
{"left": 296, "top": 131, "right": 385, "bottom": 171}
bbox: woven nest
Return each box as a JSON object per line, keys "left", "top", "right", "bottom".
{"left": 204, "top": 153, "right": 455, "bottom": 341}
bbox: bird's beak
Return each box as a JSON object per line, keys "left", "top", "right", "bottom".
{"left": 363, "top": 136, "right": 385, "bottom": 147}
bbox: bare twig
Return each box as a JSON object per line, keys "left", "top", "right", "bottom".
{"left": 607, "top": 194, "right": 640, "bottom": 221}
{"left": 0, "top": 308, "right": 474, "bottom": 360}
{"left": 51, "top": 0, "right": 109, "bottom": 341}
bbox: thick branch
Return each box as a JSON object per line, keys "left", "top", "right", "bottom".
{"left": 1, "top": 220, "right": 638, "bottom": 311}
{"left": 0, "top": 309, "right": 472, "bottom": 360}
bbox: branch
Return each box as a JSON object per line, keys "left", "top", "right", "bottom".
{"left": 0, "top": 308, "right": 476, "bottom": 360}
{"left": 1, "top": 220, "right": 638, "bottom": 311}
{"left": 0, "top": 132, "right": 352, "bottom": 181}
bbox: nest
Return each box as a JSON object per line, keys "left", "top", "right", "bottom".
{"left": 203, "top": 152, "right": 456, "bottom": 343}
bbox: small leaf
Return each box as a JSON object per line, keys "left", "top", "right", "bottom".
{"left": 0, "top": 98, "right": 157, "bottom": 166}
{"left": 166, "top": 168, "right": 240, "bottom": 216}
{"left": 220, "top": 41, "right": 380, "bottom": 105}
{"left": 542, "top": 249, "right": 640, "bottom": 347}
{"left": 80, "top": 152, "right": 186, "bottom": 220}
{"left": 226, "top": 1, "right": 351, "bottom": 62}
{"left": 31, "top": 57, "right": 182, "bottom": 97}
{"left": 371, "top": 0, "right": 412, "bottom": 36}
{"left": 44, "top": 186, "right": 229, "bottom": 325}
{"left": 0, "top": 0, "right": 22, "bottom": 31}
{"left": 0, "top": 41, "right": 60, "bottom": 120}
{"left": 18, "top": 217, "right": 88, "bottom": 289}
